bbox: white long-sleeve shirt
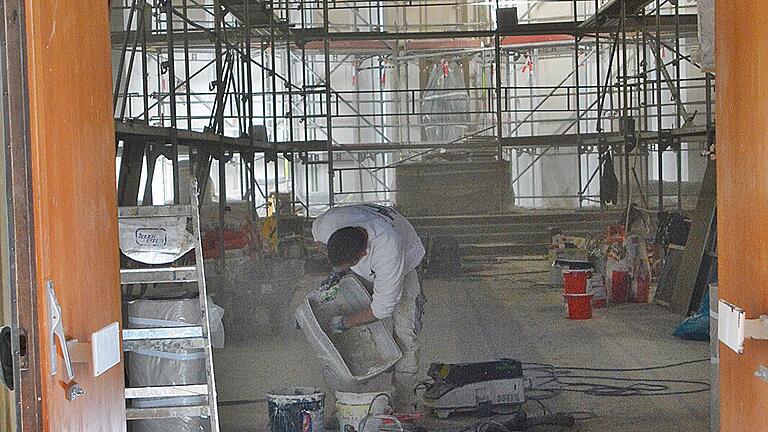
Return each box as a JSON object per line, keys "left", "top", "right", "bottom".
{"left": 312, "top": 204, "right": 426, "bottom": 319}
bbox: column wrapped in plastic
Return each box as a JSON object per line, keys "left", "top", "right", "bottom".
{"left": 126, "top": 297, "right": 224, "bottom": 432}
{"left": 421, "top": 60, "right": 470, "bottom": 144}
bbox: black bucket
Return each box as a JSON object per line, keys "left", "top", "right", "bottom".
{"left": 266, "top": 388, "right": 325, "bottom": 432}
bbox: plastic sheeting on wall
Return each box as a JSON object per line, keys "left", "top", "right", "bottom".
{"left": 421, "top": 60, "right": 470, "bottom": 144}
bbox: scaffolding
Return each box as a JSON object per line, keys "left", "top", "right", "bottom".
{"left": 111, "top": 0, "right": 715, "bottom": 214}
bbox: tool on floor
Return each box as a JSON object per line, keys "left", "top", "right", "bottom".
{"left": 118, "top": 181, "right": 220, "bottom": 431}
{"left": 422, "top": 359, "right": 525, "bottom": 419}
{"left": 473, "top": 412, "right": 576, "bottom": 431}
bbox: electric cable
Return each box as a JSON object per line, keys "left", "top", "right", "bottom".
{"left": 552, "top": 374, "right": 711, "bottom": 397}
{"left": 522, "top": 358, "right": 711, "bottom": 399}
{"left": 475, "top": 419, "right": 513, "bottom": 432}
{"left": 523, "top": 358, "right": 709, "bottom": 372}
{"left": 525, "top": 396, "right": 551, "bottom": 416}
{"left": 217, "top": 397, "right": 268, "bottom": 407}
{"left": 358, "top": 392, "right": 392, "bottom": 432}
{"left": 467, "top": 412, "right": 580, "bottom": 432}
{"left": 562, "top": 411, "right": 599, "bottom": 421}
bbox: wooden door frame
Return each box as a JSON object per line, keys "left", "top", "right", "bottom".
{"left": 0, "top": 0, "right": 43, "bottom": 430}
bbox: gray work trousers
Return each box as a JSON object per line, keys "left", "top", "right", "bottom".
{"left": 391, "top": 269, "right": 426, "bottom": 411}
{"left": 340, "top": 269, "right": 425, "bottom": 412}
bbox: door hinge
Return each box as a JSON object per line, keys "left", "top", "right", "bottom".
{"left": 16, "top": 327, "right": 28, "bottom": 370}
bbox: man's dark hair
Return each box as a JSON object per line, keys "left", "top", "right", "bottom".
{"left": 327, "top": 227, "right": 367, "bottom": 267}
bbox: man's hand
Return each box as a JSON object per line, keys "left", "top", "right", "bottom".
{"left": 320, "top": 270, "right": 347, "bottom": 291}
{"left": 330, "top": 315, "right": 348, "bottom": 334}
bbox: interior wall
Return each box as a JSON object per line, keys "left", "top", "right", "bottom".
{"left": 716, "top": 1, "right": 768, "bottom": 430}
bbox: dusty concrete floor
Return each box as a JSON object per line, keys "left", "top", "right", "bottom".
{"left": 214, "top": 258, "right": 710, "bottom": 432}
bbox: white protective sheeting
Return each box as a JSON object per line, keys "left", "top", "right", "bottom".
{"left": 126, "top": 297, "right": 224, "bottom": 432}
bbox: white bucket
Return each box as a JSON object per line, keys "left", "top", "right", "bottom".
{"left": 335, "top": 391, "right": 390, "bottom": 432}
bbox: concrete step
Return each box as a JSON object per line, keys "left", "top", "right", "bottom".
{"left": 408, "top": 209, "right": 624, "bottom": 227}
{"left": 415, "top": 209, "right": 624, "bottom": 259}
{"left": 415, "top": 222, "right": 612, "bottom": 237}
{"left": 460, "top": 242, "right": 549, "bottom": 257}
{"left": 465, "top": 231, "right": 597, "bottom": 244}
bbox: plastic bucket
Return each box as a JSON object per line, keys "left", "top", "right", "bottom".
{"left": 610, "top": 270, "right": 630, "bottom": 303}
{"left": 550, "top": 260, "right": 592, "bottom": 287}
{"left": 563, "top": 270, "right": 590, "bottom": 294}
{"left": 564, "top": 293, "right": 593, "bottom": 320}
{"left": 336, "top": 391, "right": 390, "bottom": 432}
{"left": 266, "top": 388, "right": 325, "bottom": 432}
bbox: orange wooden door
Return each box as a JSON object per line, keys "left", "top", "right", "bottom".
{"left": 23, "top": 0, "right": 126, "bottom": 430}
{"left": 717, "top": 2, "right": 768, "bottom": 431}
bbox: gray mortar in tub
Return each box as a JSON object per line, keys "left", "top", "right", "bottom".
{"left": 307, "top": 277, "right": 400, "bottom": 378}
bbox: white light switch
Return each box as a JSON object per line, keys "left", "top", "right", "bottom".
{"left": 91, "top": 322, "right": 121, "bottom": 377}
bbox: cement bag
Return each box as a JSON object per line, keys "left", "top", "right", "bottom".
{"left": 604, "top": 242, "right": 629, "bottom": 303}
{"left": 625, "top": 235, "right": 653, "bottom": 303}
{"left": 119, "top": 217, "right": 196, "bottom": 265}
{"left": 126, "top": 297, "right": 224, "bottom": 432}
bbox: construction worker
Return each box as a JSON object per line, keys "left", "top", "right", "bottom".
{"left": 312, "top": 204, "right": 426, "bottom": 412}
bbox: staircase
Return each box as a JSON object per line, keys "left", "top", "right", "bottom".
{"left": 408, "top": 209, "right": 625, "bottom": 259}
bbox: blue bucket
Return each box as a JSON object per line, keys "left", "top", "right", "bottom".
{"left": 266, "top": 388, "right": 325, "bottom": 432}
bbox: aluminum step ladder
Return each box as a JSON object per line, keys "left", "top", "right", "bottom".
{"left": 118, "top": 184, "right": 220, "bottom": 431}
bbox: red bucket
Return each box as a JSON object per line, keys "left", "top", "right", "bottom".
{"left": 563, "top": 270, "right": 590, "bottom": 294}
{"left": 564, "top": 293, "right": 593, "bottom": 320}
